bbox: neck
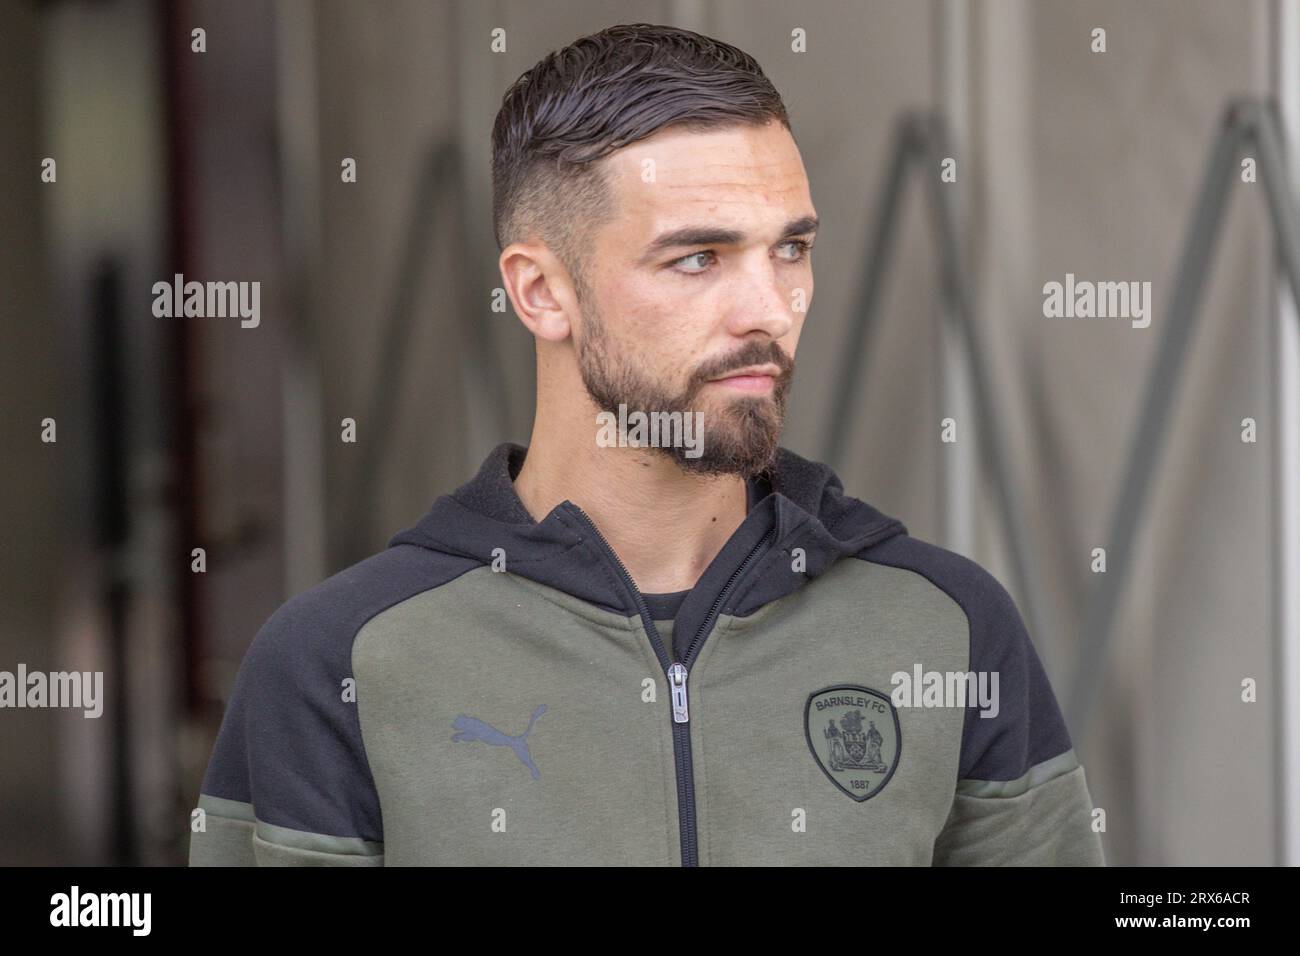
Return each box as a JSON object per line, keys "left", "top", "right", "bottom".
{"left": 513, "top": 403, "right": 749, "bottom": 595}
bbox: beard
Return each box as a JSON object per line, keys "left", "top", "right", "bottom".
{"left": 576, "top": 297, "right": 795, "bottom": 478}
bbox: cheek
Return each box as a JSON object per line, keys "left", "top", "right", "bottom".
{"left": 784, "top": 311, "right": 808, "bottom": 355}
{"left": 786, "top": 269, "right": 812, "bottom": 343}
{"left": 787, "top": 266, "right": 813, "bottom": 310}
{"left": 618, "top": 280, "right": 707, "bottom": 347}
{"left": 785, "top": 328, "right": 804, "bottom": 357}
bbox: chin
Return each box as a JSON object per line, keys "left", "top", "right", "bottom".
{"left": 669, "top": 427, "right": 782, "bottom": 479}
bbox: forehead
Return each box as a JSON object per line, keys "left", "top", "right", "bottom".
{"left": 598, "top": 121, "right": 813, "bottom": 238}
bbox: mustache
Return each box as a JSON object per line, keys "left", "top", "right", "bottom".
{"left": 689, "top": 342, "right": 795, "bottom": 390}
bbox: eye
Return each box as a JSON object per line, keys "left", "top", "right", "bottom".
{"left": 671, "top": 250, "right": 717, "bottom": 275}
{"left": 776, "top": 239, "right": 813, "bottom": 262}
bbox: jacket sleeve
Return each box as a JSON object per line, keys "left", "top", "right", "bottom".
{"left": 931, "top": 571, "right": 1105, "bottom": 866}
{"left": 188, "top": 590, "right": 386, "bottom": 866}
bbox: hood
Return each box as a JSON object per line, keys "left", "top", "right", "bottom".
{"left": 388, "top": 442, "right": 908, "bottom": 621}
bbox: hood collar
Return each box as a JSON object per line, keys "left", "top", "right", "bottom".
{"left": 388, "top": 442, "right": 907, "bottom": 618}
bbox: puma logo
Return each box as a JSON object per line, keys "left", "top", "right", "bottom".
{"left": 451, "top": 704, "right": 547, "bottom": 779}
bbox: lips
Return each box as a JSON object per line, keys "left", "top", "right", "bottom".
{"left": 709, "top": 363, "right": 782, "bottom": 383}
{"left": 708, "top": 365, "right": 780, "bottom": 393}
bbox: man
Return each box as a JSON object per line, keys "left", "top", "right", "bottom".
{"left": 190, "top": 23, "right": 1104, "bottom": 866}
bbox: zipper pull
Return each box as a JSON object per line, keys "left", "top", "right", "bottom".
{"left": 668, "top": 662, "right": 689, "bottom": 723}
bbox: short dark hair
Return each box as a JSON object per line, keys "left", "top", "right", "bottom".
{"left": 491, "top": 23, "right": 791, "bottom": 294}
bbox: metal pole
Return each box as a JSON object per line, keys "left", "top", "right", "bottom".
{"left": 936, "top": 0, "right": 977, "bottom": 561}
{"left": 922, "top": 114, "right": 1049, "bottom": 659}
{"left": 825, "top": 110, "right": 1049, "bottom": 663}
{"left": 339, "top": 143, "right": 459, "bottom": 562}
{"left": 1067, "top": 103, "right": 1253, "bottom": 737}
{"left": 824, "top": 116, "right": 922, "bottom": 470}
{"left": 1267, "top": 0, "right": 1300, "bottom": 865}
{"left": 274, "top": 0, "right": 328, "bottom": 590}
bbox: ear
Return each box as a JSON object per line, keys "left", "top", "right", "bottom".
{"left": 498, "top": 241, "right": 575, "bottom": 342}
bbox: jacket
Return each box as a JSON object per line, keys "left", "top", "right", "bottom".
{"left": 189, "top": 441, "right": 1105, "bottom": 866}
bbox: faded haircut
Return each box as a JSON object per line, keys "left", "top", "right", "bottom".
{"left": 490, "top": 23, "right": 791, "bottom": 299}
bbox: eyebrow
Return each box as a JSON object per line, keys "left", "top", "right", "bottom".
{"left": 637, "top": 215, "right": 819, "bottom": 265}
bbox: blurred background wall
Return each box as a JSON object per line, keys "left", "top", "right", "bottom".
{"left": 1, "top": 0, "right": 1296, "bottom": 865}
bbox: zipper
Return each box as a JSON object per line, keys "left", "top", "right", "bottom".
{"left": 673, "top": 527, "right": 773, "bottom": 866}
{"left": 668, "top": 663, "right": 689, "bottom": 721}
{"left": 567, "top": 503, "right": 773, "bottom": 866}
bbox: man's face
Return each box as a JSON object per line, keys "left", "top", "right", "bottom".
{"left": 574, "top": 120, "right": 816, "bottom": 478}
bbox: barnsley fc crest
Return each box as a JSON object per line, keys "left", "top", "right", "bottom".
{"left": 804, "top": 685, "right": 901, "bottom": 801}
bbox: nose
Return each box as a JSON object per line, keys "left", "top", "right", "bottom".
{"left": 723, "top": 255, "right": 799, "bottom": 340}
